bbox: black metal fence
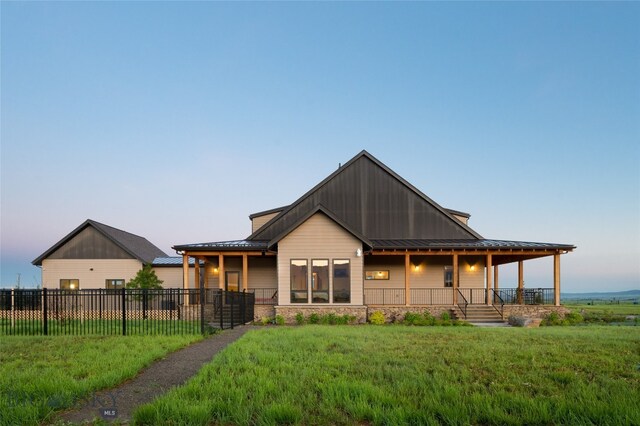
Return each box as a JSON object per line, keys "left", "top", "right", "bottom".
{"left": 0, "top": 288, "right": 254, "bottom": 336}
{"left": 253, "top": 288, "right": 278, "bottom": 305}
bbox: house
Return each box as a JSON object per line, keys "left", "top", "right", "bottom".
{"left": 174, "top": 150, "right": 575, "bottom": 322}
{"left": 32, "top": 219, "right": 198, "bottom": 289}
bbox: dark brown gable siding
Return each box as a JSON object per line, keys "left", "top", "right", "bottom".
{"left": 252, "top": 155, "right": 478, "bottom": 241}
{"left": 47, "top": 226, "right": 135, "bottom": 260}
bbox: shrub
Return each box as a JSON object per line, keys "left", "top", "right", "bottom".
{"left": 295, "top": 313, "right": 305, "bottom": 325}
{"left": 423, "top": 311, "right": 436, "bottom": 326}
{"left": 564, "top": 311, "right": 584, "bottom": 325}
{"left": 275, "top": 315, "right": 285, "bottom": 326}
{"left": 403, "top": 312, "right": 423, "bottom": 326}
{"left": 508, "top": 315, "right": 527, "bottom": 327}
{"left": 541, "top": 312, "right": 563, "bottom": 326}
{"left": 440, "top": 311, "right": 451, "bottom": 321}
{"left": 308, "top": 313, "right": 320, "bottom": 324}
{"left": 258, "top": 316, "right": 273, "bottom": 326}
{"left": 369, "top": 311, "right": 386, "bottom": 325}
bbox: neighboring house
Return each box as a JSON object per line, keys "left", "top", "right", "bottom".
{"left": 174, "top": 150, "right": 575, "bottom": 321}
{"left": 32, "top": 219, "right": 197, "bottom": 289}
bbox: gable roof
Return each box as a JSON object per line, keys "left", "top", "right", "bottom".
{"left": 267, "top": 205, "right": 373, "bottom": 250}
{"left": 32, "top": 219, "right": 167, "bottom": 266}
{"left": 248, "top": 150, "right": 482, "bottom": 242}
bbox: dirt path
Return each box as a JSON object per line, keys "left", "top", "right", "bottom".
{"left": 57, "top": 326, "right": 255, "bottom": 424}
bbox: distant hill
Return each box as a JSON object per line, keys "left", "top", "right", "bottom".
{"left": 561, "top": 289, "right": 640, "bottom": 301}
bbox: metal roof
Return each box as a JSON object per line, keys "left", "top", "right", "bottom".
{"left": 173, "top": 240, "right": 269, "bottom": 252}
{"left": 248, "top": 205, "right": 288, "bottom": 220}
{"left": 33, "top": 219, "right": 167, "bottom": 266}
{"left": 152, "top": 257, "right": 204, "bottom": 266}
{"left": 248, "top": 150, "right": 482, "bottom": 242}
{"left": 371, "top": 239, "right": 576, "bottom": 251}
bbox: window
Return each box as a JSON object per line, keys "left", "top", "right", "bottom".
{"left": 311, "top": 259, "right": 329, "bottom": 303}
{"left": 333, "top": 260, "right": 350, "bottom": 303}
{"left": 444, "top": 266, "right": 453, "bottom": 287}
{"left": 365, "top": 270, "right": 389, "bottom": 280}
{"left": 290, "top": 260, "right": 308, "bottom": 303}
{"left": 105, "top": 279, "right": 125, "bottom": 290}
{"left": 60, "top": 279, "right": 79, "bottom": 290}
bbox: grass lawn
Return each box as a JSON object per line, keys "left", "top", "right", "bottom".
{"left": 134, "top": 326, "right": 640, "bottom": 426}
{"left": 564, "top": 303, "right": 640, "bottom": 315}
{"left": 0, "top": 334, "right": 203, "bottom": 425}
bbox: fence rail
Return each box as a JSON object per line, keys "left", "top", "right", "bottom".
{"left": 0, "top": 288, "right": 254, "bottom": 336}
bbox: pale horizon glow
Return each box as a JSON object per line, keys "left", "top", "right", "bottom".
{"left": 1, "top": 2, "right": 639, "bottom": 292}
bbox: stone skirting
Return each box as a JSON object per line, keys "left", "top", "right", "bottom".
{"left": 503, "top": 305, "right": 570, "bottom": 319}
{"left": 366, "top": 305, "right": 455, "bottom": 323}
{"left": 274, "top": 306, "right": 368, "bottom": 324}
{"left": 254, "top": 305, "right": 276, "bottom": 322}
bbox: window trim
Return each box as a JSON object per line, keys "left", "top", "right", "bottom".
{"left": 333, "top": 259, "right": 351, "bottom": 304}
{"left": 311, "top": 259, "right": 330, "bottom": 304}
{"left": 105, "top": 279, "right": 125, "bottom": 290}
{"left": 290, "top": 259, "right": 309, "bottom": 303}
{"left": 60, "top": 279, "right": 80, "bottom": 290}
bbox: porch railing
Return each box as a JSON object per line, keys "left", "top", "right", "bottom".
{"left": 411, "top": 289, "right": 454, "bottom": 305}
{"left": 495, "top": 288, "right": 554, "bottom": 305}
{"left": 491, "top": 290, "right": 505, "bottom": 319}
{"left": 252, "top": 288, "right": 278, "bottom": 305}
{"left": 457, "top": 288, "right": 487, "bottom": 304}
{"left": 363, "top": 288, "right": 405, "bottom": 305}
{"left": 456, "top": 289, "right": 468, "bottom": 319}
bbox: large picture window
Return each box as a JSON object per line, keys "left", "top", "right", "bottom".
{"left": 60, "top": 279, "right": 79, "bottom": 290}
{"left": 333, "top": 259, "right": 350, "bottom": 303}
{"left": 290, "top": 260, "right": 308, "bottom": 303}
{"left": 311, "top": 260, "right": 329, "bottom": 303}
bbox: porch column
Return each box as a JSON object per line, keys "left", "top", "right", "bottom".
{"left": 219, "top": 254, "right": 225, "bottom": 290}
{"left": 405, "top": 253, "right": 411, "bottom": 306}
{"left": 242, "top": 254, "right": 248, "bottom": 292}
{"left": 183, "top": 254, "right": 190, "bottom": 306}
{"left": 494, "top": 265, "right": 499, "bottom": 290}
{"left": 554, "top": 253, "right": 561, "bottom": 306}
{"left": 517, "top": 261, "right": 524, "bottom": 304}
{"left": 204, "top": 259, "right": 210, "bottom": 289}
{"left": 452, "top": 253, "right": 459, "bottom": 305}
{"left": 486, "top": 254, "right": 493, "bottom": 304}
{"left": 194, "top": 257, "right": 201, "bottom": 291}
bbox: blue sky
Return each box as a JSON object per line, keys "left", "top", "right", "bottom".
{"left": 1, "top": 2, "right": 638, "bottom": 292}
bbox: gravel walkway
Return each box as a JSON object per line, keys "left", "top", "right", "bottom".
{"left": 57, "top": 326, "right": 255, "bottom": 424}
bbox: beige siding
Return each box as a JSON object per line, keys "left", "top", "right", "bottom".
{"left": 364, "top": 254, "right": 485, "bottom": 289}
{"left": 452, "top": 214, "right": 469, "bottom": 225}
{"left": 153, "top": 266, "right": 197, "bottom": 289}
{"left": 42, "top": 259, "right": 143, "bottom": 289}
{"left": 278, "top": 213, "right": 363, "bottom": 306}
{"left": 248, "top": 257, "right": 277, "bottom": 289}
{"left": 364, "top": 256, "right": 405, "bottom": 289}
{"left": 251, "top": 212, "right": 280, "bottom": 234}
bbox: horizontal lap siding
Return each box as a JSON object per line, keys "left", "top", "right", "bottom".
{"left": 153, "top": 267, "right": 196, "bottom": 289}
{"left": 251, "top": 212, "right": 280, "bottom": 234}
{"left": 42, "top": 259, "right": 143, "bottom": 289}
{"left": 248, "top": 257, "right": 277, "bottom": 289}
{"left": 278, "top": 213, "right": 363, "bottom": 305}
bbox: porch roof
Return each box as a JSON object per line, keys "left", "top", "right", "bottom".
{"left": 173, "top": 240, "right": 269, "bottom": 252}
{"left": 370, "top": 239, "right": 575, "bottom": 251}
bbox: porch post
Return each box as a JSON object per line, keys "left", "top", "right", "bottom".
{"left": 405, "top": 253, "right": 411, "bottom": 306}
{"left": 554, "top": 253, "right": 561, "bottom": 306}
{"left": 242, "top": 254, "right": 248, "bottom": 292}
{"left": 183, "top": 254, "right": 190, "bottom": 306}
{"left": 517, "top": 261, "right": 524, "bottom": 304}
{"left": 486, "top": 254, "right": 492, "bottom": 304}
{"left": 219, "top": 254, "right": 225, "bottom": 290}
{"left": 204, "top": 259, "right": 210, "bottom": 289}
{"left": 194, "top": 257, "right": 200, "bottom": 302}
{"left": 494, "top": 265, "right": 499, "bottom": 290}
{"left": 452, "top": 253, "right": 459, "bottom": 305}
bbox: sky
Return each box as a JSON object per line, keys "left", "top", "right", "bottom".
{"left": 1, "top": 2, "right": 638, "bottom": 292}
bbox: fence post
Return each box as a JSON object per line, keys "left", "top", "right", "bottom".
{"left": 122, "top": 287, "right": 126, "bottom": 336}
{"left": 219, "top": 291, "right": 223, "bottom": 330}
{"left": 230, "top": 292, "right": 234, "bottom": 329}
{"left": 43, "top": 288, "right": 48, "bottom": 336}
{"left": 200, "top": 278, "right": 205, "bottom": 334}
{"left": 10, "top": 288, "right": 15, "bottom": 330}
{"left": 241, "top": 290, "right": 246, "bottom": 324}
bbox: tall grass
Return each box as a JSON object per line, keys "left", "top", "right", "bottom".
{"left": 134, "top": 326, "right": 640, "bottom": 425}
{"left": 0, "top": 334, "right": 202, "bottom": 425}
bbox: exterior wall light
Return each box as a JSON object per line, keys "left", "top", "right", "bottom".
{"left": 356, "top": 248, "right": 362, "bottom": 257}
{"left": 470, "top": 265, "right": 476, "bottom": 272}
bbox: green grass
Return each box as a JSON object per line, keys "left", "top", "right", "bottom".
{"left": 0, "top": 319, "right": 204, "bottom": 336}
{"left": 565, "top": 303, "right": 640, "bottom": 315}
{"left": 134, "top": 326, "right": 640, "bottom": 426}
{"left": 0, "top": 334, "right": 203, "bottom": 425}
